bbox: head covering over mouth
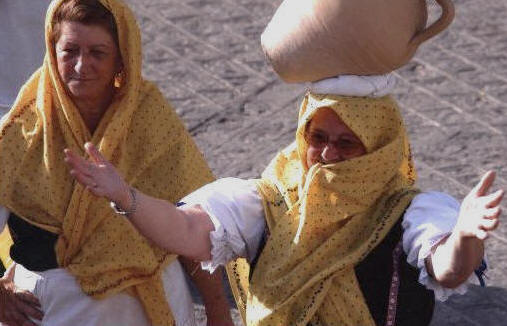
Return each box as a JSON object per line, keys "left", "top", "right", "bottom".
{"left": 0, "top": 0, "right": 213, "bottom": 324}
{"left": 228, "top": 93, "right": 419, "bottom": 326}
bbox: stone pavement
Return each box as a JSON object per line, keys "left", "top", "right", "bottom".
{"left": 0, "top": 0, "right": 505, "bottom": 324}
{"left": 125, "top": 0, "right": 507, "bottom": 324}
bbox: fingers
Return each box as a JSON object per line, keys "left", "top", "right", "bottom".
{"left": 64, "top": 145, "right": 124, "bottom": 200}
{"left": 473, "top": 170, "right": 496, "bottom": 197}
{"left": 11, "top": 309, "right": 39, "bottom": 326}
{"left": 15, "top": 291, "right": 40, "bottom": 308}
{"left": 21, "top": 321, "right": 39, "bottom": 326}
{"left": 64, "top": 149, "right": 93, "bottom": 176}
{"left": 16, "top": 300, "right": 43, "bottom": 322}
{"left": 484, "top": 206, "right": 502, "bottom": 220}
{"left": 14, "top": 295, "right": 43, "bottom": 322}
{"left": 85, "top": 142, "right": 106, "bottom": 164}
{"left": 480, "top": 215, "right": 500, "bottom": 230}
{"left": 484, "top": 189, "right": 505, "bottom": 208}
{"left": 69, "top": 168, "right": 98, "bottom": 191}
{"left": 22, "top": 321, "right": 40, "bottom": 326}
{"left": 0, "top": 288, "right": 42, "bottom": 326}
{"left": 65, "top": 149, "right": 100, "bottom": 190}
{"left": 475, "top": 229, "right": 489, "bottom": 241}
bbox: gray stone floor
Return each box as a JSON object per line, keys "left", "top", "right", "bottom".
{"left": 125, "top": 0, "right": 507, "bottom": 324}
{"left": 1, "top": 0, "right": 505, "bottom": 325}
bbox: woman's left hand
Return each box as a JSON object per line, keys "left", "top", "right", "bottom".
{"left": 455, "top": 170, "right": 504, "bottom": 240}
{"left": 428, "top": 171, "right": 504, "bottom": 288}
{"left": 64, "top": 142, "right": 130, "bottom": 204}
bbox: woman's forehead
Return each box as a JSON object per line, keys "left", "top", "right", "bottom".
{"left": 307, "top": 107, "right": 350, "bottom": 132}
{"left": 56, "top": 21, "right": 116, "bottom": 46}
{"left": 299, "top": 94, "right": 406, "bottom": 155}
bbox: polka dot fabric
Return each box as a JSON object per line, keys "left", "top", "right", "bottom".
{"left": 0, "top": 1, "right": 213, "bottom": 325}
{"left": 227, "top": 93, "right": 418, "bottom": 326}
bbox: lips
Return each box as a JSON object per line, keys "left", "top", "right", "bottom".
{"left": 71, "top": 78, "right": 94, "bottom": 82}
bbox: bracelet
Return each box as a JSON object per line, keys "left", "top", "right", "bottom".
{"left": 110, "top": 187, "right": 137, "bottom": 217}
{"left": 190, "top": 263, "right": 201, "bottom": 276}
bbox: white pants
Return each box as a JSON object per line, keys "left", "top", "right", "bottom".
{"left": 8, "top": 261, "right": 196, "bottom": 326}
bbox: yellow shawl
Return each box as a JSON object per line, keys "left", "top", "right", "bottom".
{"left": 228, "top": 93, "right": 418, "bottom": 325}
{"left": 0, "top": 230, "right": 12, "bottom": 269}
{"left": 0, "top": 0, "right": 213, "bottom": 325}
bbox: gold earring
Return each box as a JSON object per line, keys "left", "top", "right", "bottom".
{"left": 114, "top": 70, "right": 124, "bottom": 88}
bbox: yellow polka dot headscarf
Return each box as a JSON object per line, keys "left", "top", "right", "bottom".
{"left": 228, "top": 93, "right": 418, "bottom": 326}
{"left": 0, "top": 0, "right": 213, "bottom": 325}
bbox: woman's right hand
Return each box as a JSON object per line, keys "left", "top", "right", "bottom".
{"left": 0, "top": 265, "right": 42, "bottom": 326}
{"left": 66, "top": 143, "right": 214, "bottom": 261}
{"left": 64, "top": 142, "right": 131, "bottom": 206}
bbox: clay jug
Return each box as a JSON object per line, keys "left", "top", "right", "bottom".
{"left": 261, "top": 0, "right": 454, "bottom": 83}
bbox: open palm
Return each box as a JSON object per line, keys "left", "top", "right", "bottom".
{"left": 455, "top": 171, "right": 504, "bottom": 240}
{"left": 64, "top": 142, "right": 129, "bottom": 204}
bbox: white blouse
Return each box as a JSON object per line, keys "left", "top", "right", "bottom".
{"left": 0, "top": 206, "right": 195, "bottom": 326}
{"left": 0, "top": 206, "right": 8, "bottom": 230}
{"left": 181, "top": 177, "right": 477, "bottom": 302}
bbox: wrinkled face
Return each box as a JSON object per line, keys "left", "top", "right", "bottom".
{"left": 305, "top": 107, "right": 366, "bottom": 167}
{"left": 55, "top": 21, "right": 121, "bottom": 102}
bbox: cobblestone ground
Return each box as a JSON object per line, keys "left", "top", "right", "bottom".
{"left": 1, "top": 0, "right": 504, "bottom": 325}
{"left": 125, "top": 0, "right": 507, "bottom": 324}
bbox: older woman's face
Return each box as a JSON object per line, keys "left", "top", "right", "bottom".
{"left": 305, "top": 108, "right": 366, "bottom": 167}
{"left": 55, "top": 21, "right": 120, "bottom": 102}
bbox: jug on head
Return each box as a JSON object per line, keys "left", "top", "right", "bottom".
{"left": 261, "top": 0, "right": 455, "bottom": 83}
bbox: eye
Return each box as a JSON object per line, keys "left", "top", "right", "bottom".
{"left": 307, "top": 131, "right": 327, "bottom": 147}
{"left": 337, "top": 138, "right": 354, "bottom": 146}
{"left": 92, "top": 50, "right": 105, "bottom": 55}
{"left": 62, "top": 47, "right": 77, "bottom": 53}
{"left": 336, "top": 137, "right": 364, "bottom": 152}
{"left": 90, "top": 50, "right": 106, "bottom": 58}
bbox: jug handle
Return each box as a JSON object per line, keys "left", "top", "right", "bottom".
{"left": 410, "top": 0, "right": 455, "bottom": 47}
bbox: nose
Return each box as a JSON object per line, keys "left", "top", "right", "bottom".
{"left": 320, "top": 144, "right": 343, "bottom": 163}
{"left": 74, "top": 53, "right": 90, "bottom": 75}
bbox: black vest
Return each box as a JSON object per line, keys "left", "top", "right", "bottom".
{"left": 355, "top": 220, "right": 435, "bottom": 326}
{"left": 7, "top": 213, "right": 58, "bottom": 271}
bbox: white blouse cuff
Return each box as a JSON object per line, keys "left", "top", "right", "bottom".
{"left": 201, "top": 212, "right": 248, "bottom": 274}
{"left": 415, "top": 230, "right": 476, "bottom": 302}
{"left": 402, "top": 191, "right": 475, "bottom": 301}
{"left": 178, "top": 178, "right": 265, "bottom": 273}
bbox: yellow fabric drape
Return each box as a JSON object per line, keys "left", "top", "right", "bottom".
{"left": 0, "top": 229, "right": 13, "bottom": 269}
{"left": 227, "top": 93, "right": 418, "bottom": 326}
{"left": 0, "top": 0, "right": 213, "bottom": 325}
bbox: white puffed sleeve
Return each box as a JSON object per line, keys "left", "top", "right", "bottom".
{"left": 402, "top": 191, "right": 476, "bottom": 301}
{"left": 0, "top": 205, "right": 9, "bottom": 231}
{"left": 180, "top": 178, "right": 266, "bottom": 273}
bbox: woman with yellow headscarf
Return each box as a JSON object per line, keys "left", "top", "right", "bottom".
{"left": 0, "top": 0, "right": 234, "bottom": 325}
{"left": 65, "top": 74, "right": 503, "bottom": 326}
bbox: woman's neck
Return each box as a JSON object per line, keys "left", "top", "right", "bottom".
{"left": 74, "top": 90, "right": 114, "bottom": 134}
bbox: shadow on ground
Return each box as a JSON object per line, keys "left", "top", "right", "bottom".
{"left": 431, "top": 285, "right": 507, "bottom": 326}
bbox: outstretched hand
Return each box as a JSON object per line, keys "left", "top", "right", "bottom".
{"left": 455, "top": 170, "right": 504, "bottom": 240}
{"left": 64, "top": 142, "right": 129, "bottom": 204}
{"left": 427, "top": 170, "right": 504, "bottom": 288}
{"left": 0, "top": 265, "right": 43, "bottom": 326}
